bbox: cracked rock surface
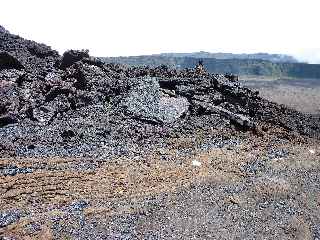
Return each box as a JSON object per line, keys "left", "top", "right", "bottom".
{"left": 122, "top": 78, "right": 190, "bottom": 124}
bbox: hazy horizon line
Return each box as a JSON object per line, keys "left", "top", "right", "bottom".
{"left": 1, "top": 24, "right": 320, "bottom": 64}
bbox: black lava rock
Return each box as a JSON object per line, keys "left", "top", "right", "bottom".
{"left": 0, "top": 52, "right": 24, "bottom": 70}
{"left": 0, "top": 26, "right": 319, "bottom": 158}
{"left": 60, "top": 49, "right": 90, "bottom": 70}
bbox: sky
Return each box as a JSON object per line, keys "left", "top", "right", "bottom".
{"left": 1, "top": 0, "right": 320, "bottom": 63}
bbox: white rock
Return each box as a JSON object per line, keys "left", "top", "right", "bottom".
{"left": 192, "top": 160, "right": 201, "bottom": 167}
{"left": 309, "top": 149, "right": 315, "bottom": 154}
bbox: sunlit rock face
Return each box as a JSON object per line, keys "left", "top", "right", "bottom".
{"left": 122, "top": 78, "right": 189, "bottom": 124}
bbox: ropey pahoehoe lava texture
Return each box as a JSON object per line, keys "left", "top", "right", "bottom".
{"left": 0, "top": 25, "right": 319, "bottom": 158}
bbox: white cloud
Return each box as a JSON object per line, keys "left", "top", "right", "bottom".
{"left": 1, "top": 0, "right": 320, "bottom": 62}
{"left": 293, "top": 49, "right": 320, "bottom": 64}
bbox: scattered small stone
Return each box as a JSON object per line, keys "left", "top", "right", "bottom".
{"left": 70, "top": 200, "right": 89, "bottom": 212}
{"left": 0, "top": 210, "right": 20, "bottom": 228}
{"left": 266, "top": 148, "right": 289, "bottom": 160}
{"left": 24, "top": 222, "right": 42, "bottom": 235}
{"left": 0, "top": 165, "right": 33, "bottom": 176}
{"left": 192, "top": 160, "right": 201, "bottom": 167}
{"left": 309, "top": 149, "right": 315, "bottom": 154}
{"left": 241, "top": 158, "right": 266, "bottom": 174}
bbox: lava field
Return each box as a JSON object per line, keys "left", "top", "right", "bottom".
{"left": 1, "top": 26, "right": 320, "bottom": 239}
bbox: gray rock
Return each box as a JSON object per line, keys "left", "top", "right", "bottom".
{"left": 194, "top": 101, "right": 255, "bottom": 129}
{"left": 0, "top": 25, "right": 8, "bottom": 33}
{"left": 32, "top": 95, "right": 70, "bottom": 123}
{"left": 0, "top": 210, "right": 20, "bottom": 228}
{"left": 70, "top": 200, "right": 89, "bottom": 212}
{"left": 266, "top": 149, "right": 289, "bottom": 160}
{"left": 1, "top": 165, "right": 33, "bottom": 176}
{"left": 32, "top": 105, "right": 56, "bottom": 123}
{"left": 123, "top": 78, "right": 189, "bottom": 124}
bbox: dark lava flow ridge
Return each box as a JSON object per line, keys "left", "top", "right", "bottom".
{"left": 0, "top": 25, "right": 319, "bottom": 158}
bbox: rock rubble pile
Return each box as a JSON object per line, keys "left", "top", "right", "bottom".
{"left": 0, "top": 26, "right": 319, "bottom": 157}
